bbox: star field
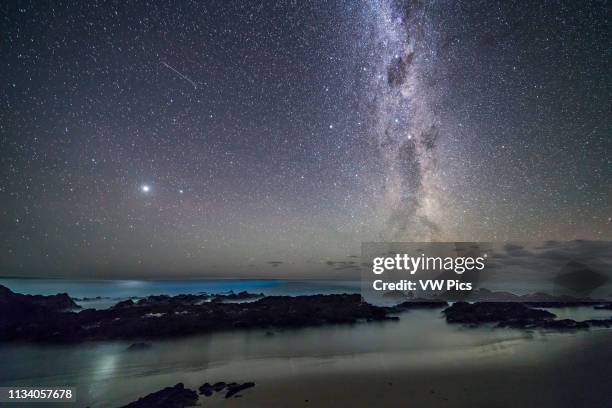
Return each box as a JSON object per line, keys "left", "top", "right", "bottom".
{"left": 1, "top": 0, "right": 610, "bottom": 278}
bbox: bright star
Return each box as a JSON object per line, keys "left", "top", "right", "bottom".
{"left": 141, "top": 185, "right": 150, "bottom": 193}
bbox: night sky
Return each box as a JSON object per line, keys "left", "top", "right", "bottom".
{"left": 1, "top": 0, "right": 610, "bottom": 278}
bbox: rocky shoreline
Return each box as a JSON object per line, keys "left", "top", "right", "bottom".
{"left": 0, "top": 285, "right": 394, "bottom": 343}
{"left": 443, "top": 301, "right": 612, "bottom": 329}
{"left": 2, "top": 284, "right": 612, "bottom": 343}
{"left": 119, "top": 381, "right": 257, "bottom": 408}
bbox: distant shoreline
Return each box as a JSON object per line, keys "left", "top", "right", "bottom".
{"left": 0, "top": 276, "right": 355, "bottom": 282}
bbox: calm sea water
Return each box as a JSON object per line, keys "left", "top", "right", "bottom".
{"left": 0, "top": 278, "right": 361, "bottom": 309}
{"left": 1, "top": 279, "right": 612, "bottom": 407}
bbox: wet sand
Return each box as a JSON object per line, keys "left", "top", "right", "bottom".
{"left": 3, "top": 309, "right": 612, "bottom": 407}
{"left": 102, "top": 330, "right": 612, "bottom": 408}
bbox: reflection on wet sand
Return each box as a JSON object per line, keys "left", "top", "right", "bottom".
{"left": 2, "top": 309, "right": 611, "bottom": 407}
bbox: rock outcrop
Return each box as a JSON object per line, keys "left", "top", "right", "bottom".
{"left": 443, "top": 302, "right": 555, "bottom": 325}
{"left": 119, "top": 383, "right": 198, "bottom": 408}
{"left": 443, "top": 301, "right": 611, "bottom": 330}
{"left": 0, "top": 285, "right": 392, "bottom": 343}
{"left": 198, "top": 381, "right": 255, "bottom": 398}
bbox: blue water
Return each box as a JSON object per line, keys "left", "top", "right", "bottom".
{"left": 0, "top": 278, "right": 361, "bottom": 308}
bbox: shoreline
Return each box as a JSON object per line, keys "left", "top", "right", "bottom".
{"left": 19, "top": 330, "right": 607, "bottom": 408}
{"left": 3, "top": 283, "right": 612, "bottom": 344}
{"left": 3, "top": 283, "right": 612, "bottom": 407}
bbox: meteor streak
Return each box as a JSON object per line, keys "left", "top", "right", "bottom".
{"left": 160, "top": 61, "right": 198, "bottom": 90}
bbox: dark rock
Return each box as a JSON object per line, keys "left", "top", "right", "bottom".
{"left": 112, "top": 299, "right": 135, "bottom": 309}
{"left": 212, "top": 382, "right": 227, "bottom": 391}
{"left": 0, "top": 284, "right": 80, "bottom": 312}
{"left": 394, "top": 299, "right": 448, "bottom": 310}
{"left": 74, "top": 296, "right": 106, "bottom": 302}
{"left": 198, "top": 382, "right": 213, "bottom": 396}
{"left": 212, "top": 291, "right": 264, "bottom": 302}
{"left": 135, "top": 295, "right": 173, "bottom": 306}
{"left": 225, "top": 382, "right": 255, "bottom": 398}
{"left": 120, "top": 383, "right": 198, "bottom": 408}
{"left": 199, "top": 381, "right": 227, "bottom": 396}
{"left": 0, "top": 286, "right": 395, "bottom": 343}
{"left": 444, "top": 301, "right": 600, "bottom": 330}
{"left": 382, "top": 291, "right": 411, "bottom": 299}
{"left": 0, "top": 285, "right": 82, "bottom": 342}
{"left": 126, "top": 342, "right": 152, "bottom": 351}
{"left": 585, "top": 318, "right": 612, "bottom": 328}
{"left": 134, "top": 291, "right": 264, "bottom": 306}
{"left": 443, "top": 302, "right": 555, "bottom": 325}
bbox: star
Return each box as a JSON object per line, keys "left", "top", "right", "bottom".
{"left": 0, "top": 0, "right": 608, "bottom": 279}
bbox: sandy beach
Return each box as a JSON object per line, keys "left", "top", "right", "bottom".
{"left": 89, "top": 328, "right": 612, "bottom": 408}
{"left": 4, "top": 304, "right": 610, "bottom": 407}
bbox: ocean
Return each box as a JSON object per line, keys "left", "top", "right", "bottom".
{"left": 0, "top": 278, "right": 362, "bottom": 309}
{"left": 1, "top": 279, "right": 611, "bottom": 407}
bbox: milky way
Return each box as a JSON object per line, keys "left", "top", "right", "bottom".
{"left": 367, "top": 0, "right": 445, "bottom": 241}
{"left": 1, "top": 1, "right": 610, "bottom": 278}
